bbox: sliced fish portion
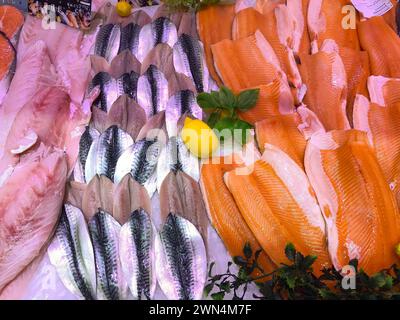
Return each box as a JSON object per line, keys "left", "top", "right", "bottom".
{"left": 137, "top": 17, "right": 178, "bottom": 63}
{"left": 48, "top": 204, "right": 96, "bottom": 300}
{"left": 155, "top": 213, "right": 207, "bottom": 300}
{"left": 117, "top": 71, "right": 139, "bottom": 101}
{"left": 118, "top": 23, "right": 141, "bottom": 58}
{"left": 165, "top": 90, "right": 202, "bottom": 137}
{"left": 95, "top": 23, "right": 121, "bottom": 63}
{"left": 88, "top": 210, "right": 128, "bottom": 300}
{"left": 85, "top": 125, "right": 133, "bottom": 183}
{"left": 89, "top": 72, "right": 119, "bottom": 112}
{"left": 137, "top": 65, "right": 169, "bottom": 118}
{"left": 74, "top": 126, "right": 100, "bottom": 183}
{"left": 119, "top": 208, "right": 156, "bottom": 300}
{"left": 173, "top": 34, "right": 209, "bottom": 93}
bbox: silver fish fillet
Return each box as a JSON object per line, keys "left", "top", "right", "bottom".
{"left": 156, "top": 136, "right": 199, "bottom": 192}
{"left": 89, "top": 72, "right": 119, "bottom": 112}
{"left": 165, "top": 90, "right": 202, "bottom": 137}
{"left": 48, "top": 204, "right": 96, "bottom": 300}
{"left": 173, "top": 34, "right": 209, "bottom": 93}
{"left": 137, "top": 17, "right": 178, "bottom": 63}
{"left": 94, "top": 23, "right": 121, "bottom": 63}
{"left": 137, "top": 65, "right": 169, "bottom": 118}
{"left": 114, "top": 138, "right": 163, "bottom": 196}
{"left": 117, "top": 71, "right": 139, "bottom": 102}
{"left": 118, "top": 23, "right": 141, "bottom": 58}
{"left": 88, "top": 209, "right": 128, "bottom": 300}
{"left": 85, "top": 125, "right": 133, "bottom": 183}
{"left": 155, "top": 213, "right": 207, "bottom": 300}
{"left": 119, "top": 208, "right": 156, "bottom": 300}
{"left": 74, "top": 126, "right": 100, "bottom": 183}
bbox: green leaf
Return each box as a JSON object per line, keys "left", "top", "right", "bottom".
{"left": 285, "top": 273, "right": 296, "bottom": 289}
{"left": 219, "top": 281, "right": 231, "bottom": 293}
{"left": 211, "top": 291, "right": 225, "bottom": 300}
{"left": 233, "top": 256, "right": 247, "bottom": 267}
{"left": 204, "top": 283, "right": 214, "bottom": 296}
{"left": 197, "top": 92, "right": 216, "bottom": 110}
{"left": 213, "top": 117, "right": 236, "bottom": 139}
{"left": 303, "top": 255, "right": 317, "bottom": 269}
{"left": 370, "top": 273, "right": 387, "bottom": 288}
{"left": 285, "top": 243, "right": 296, "bottom": 262}
{"left": 233, "top": 119, "right": 253, "bottom": 145}
{"left": 219, "top": 86, "right": 236, "bottom": 109}
{"left": 243, "top": 242, "right": 252, "bottom": 260}
{"left": 382, "top": 276, "right": 393, "bottom": 290}
{"left": 207, "top": 111, "right": 221, "bottom": 128}
{"left": 210, "top": 90, "right": 222, "bottom": 108}
{"left": 236, "top": 88, "right": 260, "bottom": 110}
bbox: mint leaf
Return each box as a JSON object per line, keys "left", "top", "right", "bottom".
{"left": 197, "top": 92, "right": 216, "bottom": 110}
{"left": 214, "top": 117, "right": 236, "bottom": 132}
{"left": 219, "top": 86, "right": 236, "bottom": 109}
{"left": 211, "top": 291, "right": 225, "bottom": 300}
{"left": 207, "top": 112, "right": 221, "bottom": 128}
{"left": 236, "top": 88, "right": 260, "bottom": 110}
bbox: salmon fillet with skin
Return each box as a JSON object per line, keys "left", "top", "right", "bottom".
{"left": 305, "top": 130, "right": 400, "bottom": 274}
{"left": 0, "top": 33, "right": 15, "bottom": 104}
{"left": 255, "top": 107, "right": 325, "bottom": 168}
{"left": 211, "top": 31, "right": 283, "bottom": 92}
{"left": 237, "top": 80, "right": 295, "bottom": 125}
{"left": 308, "top": 0, "right": 360, "bottom": 52}
{"left": 354, "top": 95, "right": 400, "bottom": 209}
{"left": 0, "top": 145, "right": 67, "bottom": 293}
{"left": 299, "top": 42, "right": 350, "bottom": 131}
{"left": 200, "top": 155, "right": 276, "bottom": 275}
{"left": 224, "top": 145, "right": 330, "bottom": 274}
{"left": 358, "top": 16, "right": 400, "bottom": 78}
{"left": 232, "top": 6, "right": 304, "bottom": 100}
{"left": 368, "top": 75, "right": 400, "bottom": 107}
{"left": 0, "top": 5, "right": 24, "bottom": 41}
{"left": 196, "top": 4, "right": 235, "bottom": 86}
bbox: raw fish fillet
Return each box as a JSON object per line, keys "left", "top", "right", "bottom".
{"left": 224, "top": 145, "right": 330, "bottom": 273}
{"left": 196, "top": 4, "right": 235, "bottom": 86}
{"left": 211, "top": 31, "right": 283, "bottom": 92}
{"left": 200, "top": 155, "right": 276, "bottom": 275}
{"left": 0, "top": 33, "right": 15, "bottom": 105}
{"left": 308, "top": 0, "right": 359, "bottom": 52}
{"left": 353, "top": 95, "right": 400, "bottom": 209}
{"left": 305, "top": 130, "right": 400, "bottom": 274}
{"left": 0, "top": 145, "right": 67, "bottom": 292}
{"left": 0, "top": 5, "right": 24, "bottom": 41}
{"left": 299, "top": 42, "right": 350, "bottom": 130}
{"left": 237, "top": 80, "right": 295, "bottom": 125}
{"left": 286, "top": 0, "right": 311, "bottom": 55}
{"left": 358, "top": 16, "right": 400, "bottom": 78}
{"left": 367, "top": 75, "right": 400, "bottom": 107}
{"left": 232, "top": 7, "right": 303, "bottom": 100}
{"left": 383, "top": 0, "right": 399, "bottom": 34}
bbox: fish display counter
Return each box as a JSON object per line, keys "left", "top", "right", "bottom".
{"left": 1, "top": 0, "right": 400, "bottom": 301}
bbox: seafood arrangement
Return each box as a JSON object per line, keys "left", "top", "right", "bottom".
{"left": 1, "top": 0, "right": 400, "bottom": 300}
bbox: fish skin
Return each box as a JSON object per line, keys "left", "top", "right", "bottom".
{"left": 119, "top": 208, "right": 156, "bottom": 300}
{"left": 155, "top": 213, "right": 207, "bottom": 300}
{"left": 173, "top": 33, "right": 209, "bottom": 93}
{"left": 137, "top": 17, "right": 178, "bottom": 63}
{"left": 74, "top": 126, "right": 100, "bottom": 183}
{"left": 305, "top": 130, "right": 400, "bottom": 274}
{"left": 118, "top": 23, "right": 141, "bottom": 58}
{"left": 137, "top": 65, "right": 169, "bottom": 118}
{"left": 157, "top": 136, "right": 200, "bottom": 192}
{"left": 90, "top": 72, "right": 119, "bottom": 112}
{"left": 165, "top": 90, "right": 202, "bottom": 137}
{"left": 88, "top": 209, "right": 128, "bottom": 300}
{"left": 117, "top": 71, "right": 139, "bottom": 101}
{"left": 95, "top": 23, "right": 121, "bottom": 63}
{"left": 85, "top": 125, "right": 133, "bottom": 183}
{"left": 48, "top": 204, "right": 96, "bottom": 300}
{"left": 0, "top": 145, "right": 67, "bottom": 292}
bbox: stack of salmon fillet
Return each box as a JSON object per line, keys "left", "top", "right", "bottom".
{"left": 198, "top": 0, "right": 400, "bottom": 275}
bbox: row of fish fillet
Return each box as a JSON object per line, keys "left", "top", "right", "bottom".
{"left": 198, "top": 0, "right": 400, "bottom": 275}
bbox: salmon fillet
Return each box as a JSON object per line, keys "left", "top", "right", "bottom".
{"left": 237, "top": 80, "right": 295, "bottom": 125}
{"left": 383, "top": 0, "right": 399, "bottom": 34}
{"left": 299, "top": 42, "right": 350, "bottom": 130}
{"left": 0, "top": 33, "right": 15, "bottom": 103}
{"left": 287, "top": 0, "right": 311, "bottom": 55}
{"left": 368, "top": 75, "right": 400, "bottom": 107}
{"left": 200, "top": 155, "right": 276, "bottom": 275}
{"left": 305, "top": 130, "right": 400, "bottom": 274}
{"left": 232, "top": 6, "right": 303, "bottom": 100}
{"left": 211, "top": 31, "right": 282, "bottom": 92}
{"left": 225, "top": 145, "right": 330, "bottom": 273}
{"left": 308, "top": 0, "right": 359, "bottom": 52}
{"left": 0, "top": 5, "right": 24, "bottom": 40}
{"left": 354, "top": 95, "right": 400, "bottom": 210}
{"left": 358, "top": 16, "right": 400, "bottom": 78}
{"left": 196, "top": 4, "right": 235, "bottom": 86}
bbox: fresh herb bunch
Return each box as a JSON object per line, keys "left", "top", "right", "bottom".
{"left": 205, "top": 243, "right": 400, "bottom": 300}
{"left": 196, "top": 86, "right": 260, "bottom": 145}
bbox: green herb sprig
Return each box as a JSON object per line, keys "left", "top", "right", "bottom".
{"left": 162, "top": 0, "right": 234, "bottom": 12}
{"left": 205, "top": 243, "right": 400, "bottom": 300}
{"left": 196, "top": 86, "right": 260, "bottom": 145}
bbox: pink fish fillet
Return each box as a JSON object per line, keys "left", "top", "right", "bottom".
{"left": 0, "top": 144, "right": 67, "bottom": 293}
